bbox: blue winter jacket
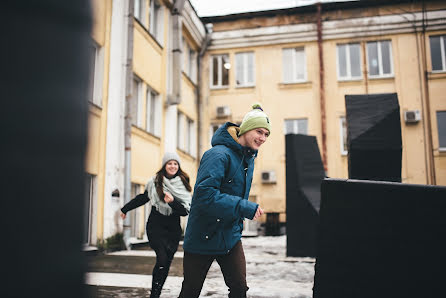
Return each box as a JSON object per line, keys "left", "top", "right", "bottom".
{"left": 183, "top": 122, "right": 259, "bottom": 255}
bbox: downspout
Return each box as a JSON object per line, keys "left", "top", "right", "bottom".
{"left": 316, "top": 2, "right": 327, "bottom": 172}
{"left": 197, "top": 23, "right": 213, "bottom": 160}
{"left": 362, "top": 42, "right": 369, "bottom": 94}
{"left": 123, "top": 0, "right": 135, "bottom": 248}
{"left": 168, "top": 0, "right": 186, "bottom": 105}
{"left": 420, "top": 1, "right": 436, "bottom": 184}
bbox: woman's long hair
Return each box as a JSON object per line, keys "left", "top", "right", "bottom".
{"left": 155, "top": 163, "right": 192, "bottom": 200}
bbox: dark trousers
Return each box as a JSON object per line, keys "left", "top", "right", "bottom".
{"left": 178, "top": 241, "right": 248, "bottom": 298}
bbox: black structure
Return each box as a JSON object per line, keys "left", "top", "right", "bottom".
{"left": 313, "top": 178, "right": 446, "bottom": 298}
{"left": 1, "top": 1, "right": 91, "bottom": 297}
{"left": 285, "top": 134, "right": 325, "bottom": 257}
{"left": 345, "top": 93, "right": 402, "bottom": 182}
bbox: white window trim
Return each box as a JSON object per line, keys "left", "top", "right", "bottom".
{"left": 235, "top": 52, "right": 255, "bottom": 87}
{"left": 149, "top": 0, "right": 164, "bottom": 45}
{"left": 340, "top": 117, "right": 348, "bottom": 156}
{"left": 336, "top": 43, "right": 362, "bottom": 81}
{"left": 134, "top": 0, "right": 145, "bottom": 24}
{"left": 367, "top": 40, "right": 394, "bottom": 79}
{"left": 133, "top": 76, "right": 144, "bottom": 127}
{"left": 210, "top": 54, "right": 229, "bottom": 89}
{"left": 145, "top": 87, "right": 161, "bottom": 137}
{"left": 431, "top": 35, "right": 446, "bottom": 73}
{"left": 282, "top": 47, "right": 307, "bottom": 84}
{"left": 88, "top": 40, "right": 104, "bottom": 107}
{"left": 438, "top": 111, "right": 446, "bottom": 152}
{"left": 284, "top": 118, "right": 308, "bottom": 135}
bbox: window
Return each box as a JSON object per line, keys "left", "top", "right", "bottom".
{"left": 87, "top": 40, "right": 103, "bottom": 106}
{"left": 211, "top": 54, "right": 230, "bottom": 88}
{"left": 83, "top": 174, "right": 96, "bottom": 245}
{"left": 149, "top": 0, "right": 164, "bottom": 45}
{"left": 131, "top": 76, "right": 143, "bottom": 127}
{"left": 282, "top": 47, "right": 306, "bottom": 83}
{"left": 367, "top": 40, "right": 393, "bottom": 78}
{"left": 340, "top": 117, "right": 348, "bottom": 155}
{"left": 337, "top": 43, "right": 361, "bottom": 80}
{"left": 209, "top": 124, "right": 222, "bottom": 147}
{"left": 430, "top": 35, "right": 446, "bottom": 72}
{"left": 130, "top": 183, "right": 145, "bottom": 238}
{"left": 235, "top": 52, "right": 255, "bottom": 87}
{"left": 284, "top": 119, "right": 308, "bottom": 135}
{"left": 134, "top": 0, "right": 146, "bottom": 23}
{"left": 177, "top": 112, "right": 196, "bottom": 156}
{"left": 145, "top": 87, "right": 161, "bottom": 137}
{"left": 437, "top": 111, "right": 446, "bottom": 151}
{"left": 182, "top": 38, "right": 197, "bottom": 83}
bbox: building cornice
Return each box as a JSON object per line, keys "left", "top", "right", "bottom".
{"left": 182, "top": 1, "right": 206, "bottom": 47}
{"left": 208, "top": 10, "right": 446, "bottom": 50}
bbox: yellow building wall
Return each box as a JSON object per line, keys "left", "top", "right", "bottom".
{"left": 202, "top": 4, "right": 446, "bottom": 223}
{"left": 88, "top": 0, "right": 113, "bottom": 240}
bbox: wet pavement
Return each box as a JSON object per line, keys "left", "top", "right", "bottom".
{"left": 85, "top": 236, "right": 315, "bottom": 298}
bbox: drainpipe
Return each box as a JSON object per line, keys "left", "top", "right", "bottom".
{"left": 123, "top": 0, "right": 135, "bottom": 248}
{"left": 197, "top": 23, "right": 213, "bottom": 160}
{"left": 316, "top": 2, "right": 327, "bottom": 172}
{"left": 165, "top": 0, "right": 186, "bottom": 153}
{"left": 168, "top": 0, "right": 186, "bottom": 105}
{"left": 419, "top": 2, "right": 436, "bottom": 184}
{"left": 362, "top": 42, "right": 369, "bottom": 94}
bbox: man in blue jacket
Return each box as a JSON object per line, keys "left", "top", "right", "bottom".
{"left": 178, "top": 104, "right": 271, "bottom": 298}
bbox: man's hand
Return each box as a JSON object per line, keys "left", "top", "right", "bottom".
{"left": 253, "top": 206, "right": 264, "bottom": 220}
{"left": 120, "top": 212, "right": 126, "bottom": 220}
{"left": 164, "top": 192, "right": 174, "bottom": 203}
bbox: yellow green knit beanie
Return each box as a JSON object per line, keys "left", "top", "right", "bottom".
{"left": 239, "top": 103, "right": 271, "bottom": 136}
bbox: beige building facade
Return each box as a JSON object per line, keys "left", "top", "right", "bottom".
{"left": 84, "top": 0, "right": 446, "bottom": 247}
{"left": 200, "top": 0, "right": 446, "bottom": 224}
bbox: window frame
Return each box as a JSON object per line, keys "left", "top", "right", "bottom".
{"left": 430, "top": 35, "right": 446, "bottom": 73}
{"left": 210, "top": 54, "right": 230, "bottom": 89}
{"left": 366, "top": 40, "right": 394, "bottom": 79}
{"left": 437, "top": 111, "right": 446, "bottom": 152}
{"left": 336, "top": 43, "right": 362, "bottom": 81}
{"left": 340, "top": 116, "right": 348, "bottom": 156}
{"left": 134, "top": 0, "right": 146, "bottom": 24}
{"left": 235, "top": 51, "right": 255, "bottom": 87}
{"left": 145, "top": 87, "right": 161, "bottom": 137}
{"left": 149, "top": 0, "right": 164, "bottom": 45}
{"left": 284, "top": 118, "right": 308, "bottom": 135}
{"left": 131, "top": 75, "right": 144, "bottom": 128}
{"left": 282, "top": 47, "right": 307, "bottom": 84}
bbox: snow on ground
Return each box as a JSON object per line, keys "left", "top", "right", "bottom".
{"left": 86, "top": 235, "right": 315, "bottom": 297}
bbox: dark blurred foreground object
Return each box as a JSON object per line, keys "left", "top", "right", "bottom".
{"left": 1, "top": 1, "right": 92, "bottom": 297}
{"left": 345, "top": 93, "right": 402, "bottom": 182}
{"left": 313, "top": 178, "right": 446, "bottom": 298}
{"left": 285, "top": 134, "right": 325, "bottom": 257}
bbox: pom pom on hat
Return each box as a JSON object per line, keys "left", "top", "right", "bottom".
{"left": 239, "top": 103, "right": 271, "bottom": 136}
{"left": 162, "top": 152, "right": 181, "bottom": 166}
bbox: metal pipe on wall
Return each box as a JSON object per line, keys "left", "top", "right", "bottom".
{"left": 123, "top": 0, "right": 135, "bottom": 248}
{"left": 316, "top": 2, "right": 328, "bottom": 172}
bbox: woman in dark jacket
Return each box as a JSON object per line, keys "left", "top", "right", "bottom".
{"left": 120, "top": 152, "right": 192, "bottom": 298}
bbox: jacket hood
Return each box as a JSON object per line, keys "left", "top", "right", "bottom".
{"left": 211, "top": 122, "right": 258, "bottom": 156}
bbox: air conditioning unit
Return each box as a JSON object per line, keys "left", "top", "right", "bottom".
{"left": 216, "top": 106, "right": 231, "bottom": 118}
{"left": 404, "top": 110, "right": 421, "bottom": 123}
{"left": 261, "top": 171, "right": 277, "bottom": 184}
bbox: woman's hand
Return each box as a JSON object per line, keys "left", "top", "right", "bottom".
{"left": 164, "top": 192, "right": 174, "bottom": 203}
{"left": 120, "top": 212, "right": 126, "bottom": 220}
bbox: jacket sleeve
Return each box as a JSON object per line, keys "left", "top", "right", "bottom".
{"left": 169, "top": 199, "right": 189, "bottom": 216}
{"left": 121, "top": 190, "right": 149, "bottom": 214}
{"left": 192, "top": 151, "right": 258, "bottom": 221}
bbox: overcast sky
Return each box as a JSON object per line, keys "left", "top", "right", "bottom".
{"left": 189, "top": 0, "right": 354, "bottom": 17}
